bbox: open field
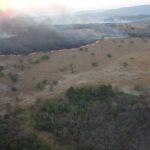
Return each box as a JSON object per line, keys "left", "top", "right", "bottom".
{"left": 0, "top": 37, "right": 150, "bottom": 116}
{"left": 1, "top": 4, "right": 150, "bottom": 150}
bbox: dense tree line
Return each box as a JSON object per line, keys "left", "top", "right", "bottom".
{"left": 0, "top": 118, "right": 51, "bottom": 150}
{"left": 33, "top": 85, "right": 150, "bottom": 150}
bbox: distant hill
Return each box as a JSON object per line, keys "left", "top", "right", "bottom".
{"left": 80, "top": 5, "right": 150, "bottom": 17}
{"left": 101, "top": 5, "right": 150, "bottom": 17}
{"left": 76, "top": 5, "right": 150, "bottom": 23}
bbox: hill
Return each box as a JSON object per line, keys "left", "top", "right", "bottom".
{"left": 101, "top": 5, "right": 150, "bottom": 16}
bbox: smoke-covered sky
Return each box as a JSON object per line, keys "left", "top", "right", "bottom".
{"left": 0, "top": 0, "right": 150, "bottom": 13}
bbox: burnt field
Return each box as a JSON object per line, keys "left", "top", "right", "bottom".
{"left": 0, "top": 16, "right": 124, "bottom": 54}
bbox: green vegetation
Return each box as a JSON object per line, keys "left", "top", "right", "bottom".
{"left": 0, "top": 72, "right": 4, "bottom": 77}
{"left": 32, "top": 85, "right": 150, "bottom": 150}
{"left": 91, "top": 53, "right": 95, "bottom": 56}
{"left": 107, "top": 53, "right": 112, "bottom": 58}
{"left": 41, "top": 55, "right": 49, "bottom": 61}
{"left": 33, "top": 59, "right": 40, "bottom": 64}
{"left": 1, "top": 84, "right": 150, "bottom": 150}
{"left": 130, "top": 57, "right": 134, "bottom": 60}
{"left": 118, "top": 44, "right": 122, "bottom": 48}
{"left": 130, "top": 40, "right": 134, "bottom": 44}
{"left": 84, "top": 47, "right": 88, "bottom": 52}
{"left": 36, "top": 80, "right": 47, "bottom": 91}
{"left": 13, "top": 64, "right": 25, "bottom": 71}
{"left": 92, "top": 62, "right": 99, "bottom": 67}
{"left": 0, "top": 119, "right": 51, "bottom": 150}
{"left": 121, "top": 39, "right": 124, "bottom": 43}
{"left": 79, "top": 47, "right": 88, "bottom": 52}
{"left": 52, "top": 80, "right": 58, "bottom": 86}
{"left": 0, "top": 66, "right": 4, "bottom": 72}
{"left": 123, "top": 62, "right": 128, "bottom": 67}
{"left": 32, "top": 55, "right": 49, "bottom": 64}
{"left": 11, "top": 86, "right": 17, "bottom": 92}
{"left": 0, "top": 66, "right": 4, "bottom": 77}
{"left": 79, "top": 48, "right": 83, "bottom": 51}
{"left": 69, "top": 64, "right": 74, "bottom": 74}
{"left": 8, "top": 73, "right": 19, "bottom": 83}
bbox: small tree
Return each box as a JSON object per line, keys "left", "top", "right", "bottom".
{"left": 107, "top": 54, "right": 112, "bottom": 58}
{"left": 11, "top": 86, "right": 17, "bottom": 92}
{"left": 69, "top": 64, "right": 74, "bottom": 74}
{"left": 92, "top": 62, "right": 99, "bottom": 67}
{"left": 8, "top": 73, "right": 18, "bottom": 83}
{"left": 123, "top": 62, "right": 128, "bottom": 68}
{"left": 91, "top": 53, "right": 95, "bottom": 57}
{"left": 80, "top": 48, "right": 84, "bottom": 51}
{"left": 84, "top": 48, "right": 88, "bottom": 52}
{"left": 0, "top": 66, "right": 4, "bottom": 72}
{"left": 41, "top": 55, "right": 49, "bottom": 61}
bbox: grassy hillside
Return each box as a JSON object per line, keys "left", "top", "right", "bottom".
{"left": 0, "top": 37, "right": 150, "bottom": 115}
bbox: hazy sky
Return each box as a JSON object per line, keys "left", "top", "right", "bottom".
{"left": 53, "top": 0, "right": 150, "bottom": 10}
{"left": 0, "top": 0, "right": 150, "bottom": 12}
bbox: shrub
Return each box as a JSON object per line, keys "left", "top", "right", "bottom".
{"left": 121, "top": 39, "right": 124, "bottom": 43}
{"left": 123, "top": 62, "right": 128, "bottom": 67}
{"left": 130, "top": 40, "right": 134, "bottom": 44}
{"left": 92, "top": 62, "right": 99, "bottom": 67}
{"left": 36, "top": 80, "right": 47, "bottom": 91}
{"left": 69, "top": 64, "right": 74, "bottom": 74}
{"left": 107, "top": 53, "right": 112, "bottom": 58}
{"left": 0, "top": 66, "right": 4, "bottom": 72}
{"left": 8, "top": 73, "right": 18, "bottom": 83}
{"left": 0, "top": 72, "right": 4, "bottom": 78}
{"left": 49, "top": 84, "right": 54, "bottom": 92}
{"left": 0, "top": 119, "right": 51, "bottom": 150}
{"left": 84, "top": 47, "right": 88, "bottom": 52}
{"left": 53, "top": 80, "right": 58, "bottom": 86}
{"left": 130, "top": 57, "right": 134, "bottom": 60}
{"left": 80, "top": 48, "right": 84, "bottom": 51}
{"left": 91, "top": 53, "right": 95, "bottom": 56}
{"left": 11, "top": 86, "right": 17, "bottom": 92}
{"left": 41, "top": 55, "right": 49, "bottom": 61}
{"left": 33, "top": 59, "right": 40, "bottom": 64}
{"left": 118, "top": 45, "right": 121, "bottom": 48}
{"left": 32, "top": 84, "right": 150, "bottom": 150}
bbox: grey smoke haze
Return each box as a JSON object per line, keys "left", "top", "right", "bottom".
{"left": 0, "top": 5, "right": 150, "bottom": 54}
{"left": 0, "top": 14, "right": 123, "bottom": 54}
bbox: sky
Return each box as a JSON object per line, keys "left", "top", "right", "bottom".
{"left": 0, "top": 0, "right": 150, "bottom": 13}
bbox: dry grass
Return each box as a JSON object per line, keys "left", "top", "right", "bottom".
{"left": 0, "top": 37, "right": 150, "bottom": 115}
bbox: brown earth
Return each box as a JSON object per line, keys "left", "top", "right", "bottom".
{"left": 0, "top": 37, "right": 150, "bottom": 116}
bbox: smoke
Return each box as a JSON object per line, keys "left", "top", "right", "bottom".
{"left": 0, "top": 7, "right": 129, "bottom": 54}
{"left": 0, "top": 16, "right": 100, "bottom": 54}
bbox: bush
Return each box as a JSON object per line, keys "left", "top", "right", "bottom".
{"left": 41, "top": 55, "right": 49, "bottom": 61}
{"left": 0, "top": 72, "right": 4, "bottom": 78}
{"left": 107, "top": 53, "right": 112, "bottom": 58}
{"left": 52, "top": 80, "right": 58, "bottom": 85}
{"left": 33, "top": 59, "right": 40, "bottom": 64}
{"left": 11, "top": 86, "right": 17, "bottom": 92}
{"left": 91, "top": 53, "right": 95, "bottom": 56}
{"left": 0, "top": 119, "right": 51, "bottom": 150}
{"left": 0, "top": 66, "right": 4, "bottom": 72}
{"left": 123, "top": 62, "right": 128, "bottom": 67}
{"left": 79, "top": 48, "right": 83, "bottom": 51}
{"left": 92, "top": 62, "right": 99, "bottom": 67}
{"left": 36, "top": 83, "right": 44, "bottom": 91}
{"left": 8, "top": 73, "right": 18, "bottom": 83}
{"left": 130, "top": 40, "right": 134, "bottom": 44}
{"left": 32, "top": 84, "right": 150, "bottom": 150}
{"left": 84, "top": 48, "right": 88, "bottom": 52}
